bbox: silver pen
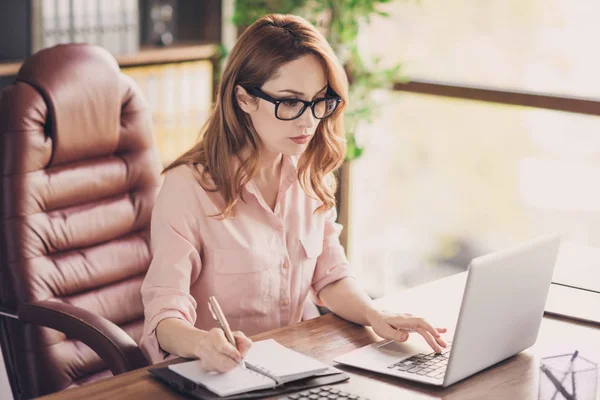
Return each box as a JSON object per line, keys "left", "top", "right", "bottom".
{"left": 208, "top": 296, "right": 246, "bottom": 368}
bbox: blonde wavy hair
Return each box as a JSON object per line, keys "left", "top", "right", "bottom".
{"left": 164, "top": 14, "right": 349, "bottom": 218}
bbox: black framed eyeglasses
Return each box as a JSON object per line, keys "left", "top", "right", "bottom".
{"left": 244, "top": 86, "right": 342, "bottom": 121}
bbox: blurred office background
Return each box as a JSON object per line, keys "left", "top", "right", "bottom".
{"left": 347, "top": 0, "right": 600, "bottom": 298}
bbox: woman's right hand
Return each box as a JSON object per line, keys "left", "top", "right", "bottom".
{"left": 194, "top": 328, "right": 253, "bottom": 373}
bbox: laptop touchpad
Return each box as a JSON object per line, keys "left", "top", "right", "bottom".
{"left": 376, "top": 340, "right": 415, "bottom": 356}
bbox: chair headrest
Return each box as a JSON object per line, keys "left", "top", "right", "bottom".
{"left": 17, "top": 44, "right": 121, "bottom": 166}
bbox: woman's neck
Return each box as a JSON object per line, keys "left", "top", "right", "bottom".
{"left": 254, "top": 151, "right": 283, "bottom": 183}
{"left": 249, "top": 150, "right": 283, "bottom": 212}
{"left": 237, "top": 146, "right": 283, "bottom": 184}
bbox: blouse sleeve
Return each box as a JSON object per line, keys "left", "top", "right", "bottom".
{"left": 311, "top": 206, "right": 353, "bottom": 305}
{"left": 140, "top": 166, "right": 203, "bottom": 363}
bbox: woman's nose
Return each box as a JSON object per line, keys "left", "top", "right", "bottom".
{"left": 296, "top": 106, "right": 317, "bottom": 129}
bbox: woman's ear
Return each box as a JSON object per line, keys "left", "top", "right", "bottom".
{"left": 235, "top": 85, "right": 259, "bottom": 114}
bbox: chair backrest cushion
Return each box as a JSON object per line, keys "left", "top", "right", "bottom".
{"left": 0, "top": 44, "right": 162, "bottom": 398}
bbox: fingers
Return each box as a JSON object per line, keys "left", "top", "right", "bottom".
{"left": 435, "top": 334, "right": 448, "bottom": 349}
{"left": 232, "top": 331, "right": 253, "bottom": 357}
{"left": 215, "top": 339, "right": 242, "bottom": 361}
{"left": 387, "top": 315, "right": 448, "bottom": 353}
{"left": 406, "top": 317, "right": 443, "bottom": 340}
{"left": 407, "top": 318, "right": 448, "bottom": 353}
{"left": 398, "top": 331, "right": 409, "bottom": 342}
{"left": 198, "top": 329, "right": 253, "bottom": 374}
{"left": 415, "top": 327, "right": 442, "bottom": 353}
{"left": 210, "top": 328, "right": 242, "bottom": 361}
{"left": 435, "top": 328, "right": 448, "bottom": 348}
{"left": 376, "top": 320, "right": 410, "bottom": 342}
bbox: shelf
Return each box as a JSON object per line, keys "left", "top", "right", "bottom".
{"left": 0, "top": 61, "right": 19, "bottom": 77}
{"left": 0, "top": 43, "right": 219, "bottom": 77}
{"left": 116, "top": 43, "right": 219, "bottom": 68}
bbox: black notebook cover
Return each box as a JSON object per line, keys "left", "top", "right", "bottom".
{"left": 149, "top": 366, "right": 350, "bottom": 400}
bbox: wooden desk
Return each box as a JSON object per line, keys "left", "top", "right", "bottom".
{"left": 40, "top": 273, "right": 600, "bottom": 400}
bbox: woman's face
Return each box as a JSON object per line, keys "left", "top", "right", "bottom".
{"left": 236, "top": 54, "right": 328, "bottom": 158}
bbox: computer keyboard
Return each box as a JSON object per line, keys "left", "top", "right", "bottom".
{"left": 387, "top": 343, "right": 452, "bottom": 379}
{"left": 281, "top": 385, "right": 369, "bottom": 399}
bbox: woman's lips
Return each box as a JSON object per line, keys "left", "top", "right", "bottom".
{"left": 289, "top": 135, "right": 311, "bottom": 144}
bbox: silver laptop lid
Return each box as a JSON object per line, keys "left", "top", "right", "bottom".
{"left": 443, "top": 234, "right": 561, "bottom": 386}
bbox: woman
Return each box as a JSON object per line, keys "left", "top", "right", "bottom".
{"left": 140, "top": 13, "right": 447, "bottom": 372}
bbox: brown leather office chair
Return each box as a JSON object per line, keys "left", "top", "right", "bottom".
{"left": 0, "top": 44, "right": 162, "bottom": 399}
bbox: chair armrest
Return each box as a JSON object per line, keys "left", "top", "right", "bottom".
{"left": 18, "top": 300, "right": 149, "bottom": 375}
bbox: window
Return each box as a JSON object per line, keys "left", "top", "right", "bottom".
{"left": 348, "top": 92, "right": 600, "bottom": 298}
{"left": 348, "top": 1, "right": 600, "bottom": 298}
{"left": 358, "top": 0, "right": 600, "bottom": 97}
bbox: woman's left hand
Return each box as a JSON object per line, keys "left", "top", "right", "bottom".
{"left": 366, "top": 309, "right": 448, "bottom": 353}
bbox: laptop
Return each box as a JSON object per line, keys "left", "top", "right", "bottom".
{"left": 334, "top": 234, "right": 562, "bottom": 387}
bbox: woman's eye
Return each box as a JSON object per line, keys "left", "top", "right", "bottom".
{"left": 283, "top": 100, "right": 301, "bottom": 107}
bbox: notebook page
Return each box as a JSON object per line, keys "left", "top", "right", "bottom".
{"left": 245, "top": 339, "right": 330, "bottom": 383}
{"left": 168, "top": 360, "right": 275, "bottom": 397}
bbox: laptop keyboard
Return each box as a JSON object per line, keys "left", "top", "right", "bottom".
{"left": 387, "top": 343, "right": 452, "bottom": 379}
{"left": 282, "top": 385, "right": 369, "bottom": 399}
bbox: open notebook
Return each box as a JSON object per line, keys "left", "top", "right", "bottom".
{"left": 168, "top": 339, "right": 331, "bottom": 397}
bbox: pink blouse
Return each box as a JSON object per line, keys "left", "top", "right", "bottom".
{"left": 140, "top": 155, "right": 352, "bottom": 363}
